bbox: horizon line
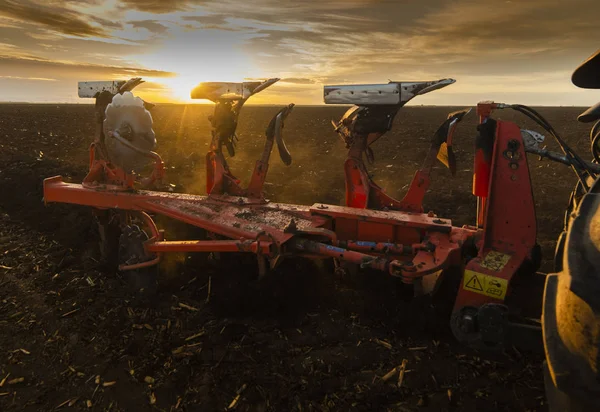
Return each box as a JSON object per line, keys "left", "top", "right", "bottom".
{"left": 0, "top": 102, "right": 592, "bottom": 108}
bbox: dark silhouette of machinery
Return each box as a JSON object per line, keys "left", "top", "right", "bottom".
{"left": 543, "top": 48, "right": 600, "bottom": 412}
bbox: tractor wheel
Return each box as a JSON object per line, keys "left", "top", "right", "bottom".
{"left": 591, "top": 119, "right": 600, "bottom": 162}
{"left": 554, "top": 232, "right": 567, "bottom": 272}
{"left": 118, "top": 224, "right": 158, "bottom": 297}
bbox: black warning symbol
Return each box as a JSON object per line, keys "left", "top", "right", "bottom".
{"left": 465, "top": 274, "right": 484, "bottom": 292}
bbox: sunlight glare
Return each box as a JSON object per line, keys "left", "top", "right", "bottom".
{"left": 130, "top": 25, "right": 263, "bottom": 103}
{"left": 162, "top": 76, "right": 204, "bottom": 103}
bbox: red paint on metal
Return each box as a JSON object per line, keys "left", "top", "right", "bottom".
{"left": 44, "top": 178, "right": 327, "bottom": 244}
{"left": 453, "top": 118, "right": 537, "bottom": 315}
{"left": 247, "top": 160, "right": 269, "bottom": 199}
{"left": 146, "top": 240, "right": 272, "bottom": 254}
{"left": 343, "top": 158, "right": 369, "bottom": 208}
{"left": 119, "top": 257, "right": 160, "bottom": 272}
{"left": 398, "top": 170, "right": 430, "bottom": 213}
{"left": 205, "top": 151, "right": 245, "bottom": 196}
{"left": 310, "top": 204, "right": 453, "bottom": 232}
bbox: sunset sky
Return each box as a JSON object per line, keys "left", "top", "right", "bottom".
{"left": 0, "top": 0, "right": 599, "bottom": 105}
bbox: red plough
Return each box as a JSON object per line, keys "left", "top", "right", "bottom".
{"left": 44, "top": 77, "right": 598, "bottom": 349}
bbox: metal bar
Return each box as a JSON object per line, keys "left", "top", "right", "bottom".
{"left": 146, "top": 240, "right": 272, "bottom": 254}
{"left": 44, "top": 177, "right": 145, "bottom": 208}
{"left": 338, "top": 240, "right": 412, "bottom": 255}
{"left": 290, "top": 239, "right": 389, "bottom": 272}
{"left": 43, "top": 178, "right": 275, "bottom": 241}
{"left": 119, "top": 256, "right": 160, "bottom": 271}
{"left": 309, "top": 203, "right": 452, "bottom": 231}
{"left": 139, "top": 211, "right": 160, "bottom": 240}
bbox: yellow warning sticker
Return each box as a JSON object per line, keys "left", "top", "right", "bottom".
{"left": 480, "top": 251, "right": 512, "bottom": 272}
{"left": 463, "top": 270, "right": 508, "bottom": 300}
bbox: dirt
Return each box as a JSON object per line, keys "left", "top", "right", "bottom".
{"left": 0, "top": 103, "right": 593, "bottom": 411}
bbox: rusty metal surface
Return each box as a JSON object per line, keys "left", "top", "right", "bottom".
{"left": 191, "top": 82, "right": 245, "bottom": 100}
{"left": 44, "top": 177, "right": 474, "bottom": 285}
{"left": 44, "top": 178, "right": 327, "bottom": 242}
{"left": 324, "top": 83, "right": 402, "bottom": 105}
{"left": 323, "top": 79, "right": 455, "bottom": 106}
{"left": 191, "top": 79, "right": 279, "bottom": 101}
{"left": 147, "top": 198, "right": 323, "bottom": 236}
{"left": 309, "top": 203, "right": 453, "bottom": 231}
{"left": 480, "top": 251, "right": 512, "bottom": 271}
{"left": 78, "top": 80, "right": 125, "bottom": 98}
{"left": 44, "top": 177, "right": 208, "bottom": 207}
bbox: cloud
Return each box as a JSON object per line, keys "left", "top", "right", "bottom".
{"left": 90, "top": 15, "right": 123, "bottom": 30}
{"left": 181, "top": 14, "right": 227, "bottom": 26}
{"left": 226, "top": 0, "right": 600, "bottom": 88}
{"left": 0, "top": 75, "right": 57, "bottom": 81}
{"left": 0, "top": 55, "right": 177, "bottom": 79}
{"left": 413, "top": 0, "right": 597, "bottom": 57}
{"left": 0, "top": 0, "right": 109, "bottom": 37}
{"left": 0, "top": 22, "right": 151, "bottom": 69}
{"left": 118, "top": 0, "right": 204, "bottom": 13}
{"left": 129, "top": 19, "right": 168, "bottom": 34}
{"left": 1, "top": 0, "right": 600, "bottom": 105}
{"left": 281, "top": 78, "right": 317, "bottom": 84}
{"left": 197, "top": 0, "right": 441, "bottom": 33}
{"left": 137, "top": 81, "right": 169, "bottom": 91}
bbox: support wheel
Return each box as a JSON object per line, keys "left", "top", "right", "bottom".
{"left": 118, "top": 224, "right": 158, "bottom": 297}
{"left": 450, "top": 304, "right": 508, "bottom": 352}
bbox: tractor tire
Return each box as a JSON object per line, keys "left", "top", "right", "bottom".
{"left": 118, "top": 224, "right": 158, "bottom": 297}
{"left": 591, "top": 119, "right": 600, "bottom": 162}
{"left": 554, "top": 232, "right": 567, "bottom": 272}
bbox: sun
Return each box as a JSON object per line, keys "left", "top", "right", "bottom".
{"left": 162, "top": 76, "right": 202, "bottom": 103}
